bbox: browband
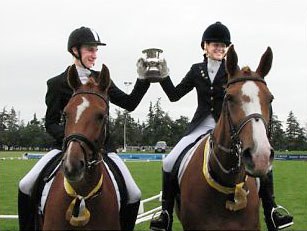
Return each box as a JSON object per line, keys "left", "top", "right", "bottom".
{"left": 227, "top": 77, "right": 266, "bottom": 88}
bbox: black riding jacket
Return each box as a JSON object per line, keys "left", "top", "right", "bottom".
{"left": 45, "top": 66, "right": 150, "bottom": 151}
{"left": 160, "top": 57, "right": 227, "bottom": 135}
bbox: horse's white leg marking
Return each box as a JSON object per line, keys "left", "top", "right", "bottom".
{"left": 75, "top": 97, "right": 90, "bottom": 124}
{"left": 241, "top": 82, "right": 271, "bottom": 155}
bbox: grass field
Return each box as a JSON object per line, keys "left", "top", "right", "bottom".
{"left": 0, "top": 151, "right": 306, "bottom": 230}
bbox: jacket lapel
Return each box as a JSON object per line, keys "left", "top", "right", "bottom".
{"left": 213, "top": 59, "right": 226, "bottom": 85}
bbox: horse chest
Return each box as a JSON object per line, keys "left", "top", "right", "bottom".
{"left": 42, "top": 170, "right": 120, "bottom": 230}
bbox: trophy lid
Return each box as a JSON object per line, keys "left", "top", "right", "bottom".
{"left": 142, "top": 48, "right": 163, "bottom": 59}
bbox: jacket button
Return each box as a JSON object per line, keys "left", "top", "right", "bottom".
{"left": 210, "top": 97, "right": 214, "bottom": 101}
{"left": 210, "top": 107, "right": 214, "bottom": 111}
{"left": 210, "top": 86, "right": 214, "bottom": 90}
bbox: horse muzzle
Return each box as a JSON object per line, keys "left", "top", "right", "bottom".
{"left": 242, "top": 147, "right": 274, "bottom": 177}
{"left": 62, "top": 143, "right": 86, "bottom": 182}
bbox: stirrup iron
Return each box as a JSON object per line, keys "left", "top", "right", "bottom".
{"left": 150, "top": 210, "right": 171, "bottom": 231}
{"left": 271, "top": 205, "right": 294, "bottom": 230}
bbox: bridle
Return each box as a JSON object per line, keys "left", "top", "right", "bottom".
{"left": 62, "top": 90, "right": 109, "bottom": 169}
{"left": 210, "top": 77, "right": 272, "bottom": 175}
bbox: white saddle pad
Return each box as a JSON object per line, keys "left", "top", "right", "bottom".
{"left": 177, "top": 135, "right": 209, "bottom": 185}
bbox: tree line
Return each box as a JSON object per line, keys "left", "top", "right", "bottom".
{"left": 0, "top": 99, "right": 306, "bottom": 151}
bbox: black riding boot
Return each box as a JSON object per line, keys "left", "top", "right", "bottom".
{"left": 259, "top": 171, "right": 293, "bottom": 231}
{"left": 150, "top": 171, "right": 175, "bottom": 231}
{"left": 18, "top": 189, "right": 35, "bottom": 231}
{"left": 120, "top": 200, "right": 140, "bottom": 231}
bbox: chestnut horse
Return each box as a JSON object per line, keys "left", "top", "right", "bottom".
{"left": 42, "top": 64, "right": 120, "bottom": 230}
{"left": 179, "top": 45, "right": 274, "bottom": 230}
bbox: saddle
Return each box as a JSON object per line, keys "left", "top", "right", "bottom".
{"left": 170, "top": 132, "right": 211, "bottom": 209}
{"left": 171, "top": 131, "right": 211, "bottom": 182}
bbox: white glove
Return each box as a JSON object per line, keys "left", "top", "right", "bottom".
{"left": 136, "top": 58, "right": 147, "bottom": 79}
{"left": 158, "top": 59, "right": 169, "bottom": 78}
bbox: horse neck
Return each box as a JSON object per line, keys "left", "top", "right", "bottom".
{"left": 69, "top": 164, "right": 103, "bottom": 196}
{"left": 213, "top": 114, "right": 232, "bottom": 150}
{"left": 210, "top": 113, "right": 245, "bottom": 186}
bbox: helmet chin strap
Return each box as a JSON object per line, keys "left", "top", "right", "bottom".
{"left": 77, "top": 48, "right": 92, "bottom": 71}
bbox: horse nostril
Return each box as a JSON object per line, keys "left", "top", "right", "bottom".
{"left": 242, "top": 148, "right": 254, "bottom": 168}
{"left": 64, "top": 165, "right": 69, "bottom": 174}
{"left": 80, "top": 160, "right": 85, "bottom": 169}
{"left": 270, "top": 148, "right": 275, "bottom": 161}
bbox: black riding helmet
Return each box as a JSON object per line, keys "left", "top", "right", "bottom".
{"left": 201, "top": 22, "right": 231, "bottom": 49}
{"left": 68, "top": 27, "right": 106, "bottom": 69}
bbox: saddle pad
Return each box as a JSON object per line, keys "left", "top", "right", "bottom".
{"left": 39, "top": 161, "right": 121, "bottom": 214}
{"left": 177, "top": 134, "right": 209, "bottom": 185}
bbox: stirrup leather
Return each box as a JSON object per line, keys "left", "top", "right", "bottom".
{"left": 271, "top": 205, "right": 294, "bottom": 230}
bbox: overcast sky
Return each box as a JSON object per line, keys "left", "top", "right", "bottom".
{"left": 1, "top": 0, "right": 307, "bottom": 128}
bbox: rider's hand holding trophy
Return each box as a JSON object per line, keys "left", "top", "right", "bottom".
{"left": 136, "top": 48, "right": 169, "bottom": 82}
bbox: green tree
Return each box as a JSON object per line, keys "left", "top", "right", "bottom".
{"left": 270, "top": 115, "right": 286, "bottom": 150}
{"left": 169, "top": 116, "right": 190, "bottom": 146}
{"left": 285, "top": 111, "right": 306, "bottom": 150}
{"left": 2, "top": 108, "right": 20, "bottom": 150}
{"left": 144, "top": 98, "right": 173, "bottom": 145}
{"left": 0, "top": 107, "right": 9, "bottom": 150}
{"left": 109, "top": 109, "right": 125, "bottom": 149}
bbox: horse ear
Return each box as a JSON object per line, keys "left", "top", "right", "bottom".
{"left": 256, "top": 47, "right": 273, "bottom": 78}
{"left": 98, "top": 64, "right": 111, "bottom": 93}
{"left": 67, "top": 64, "right": 82, "bottom": 90}
{"left": 226, "top": 44, "right": 238, "bottom": 77}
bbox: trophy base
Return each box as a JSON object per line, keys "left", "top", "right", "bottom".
{"left": 144, "top": 70, "right": 162, "bottom": 83}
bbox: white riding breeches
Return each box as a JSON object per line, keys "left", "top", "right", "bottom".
{"left": 19, "top": 149, "right": 62, "bottom": 195}
{"left": 19, "top": 150, "right": 141, "bottom": 204}
{"left": 163, "top": 115, "right": 216, "bottom": 173}
{"left": 108, "top": 152, "right": 141, "bottom": 203}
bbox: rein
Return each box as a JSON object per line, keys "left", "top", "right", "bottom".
{"left": 211, "top": 77, "right": 271, "bottom": 175}
{"left": 62, "top": 90, "right": 109, "bottom": 168}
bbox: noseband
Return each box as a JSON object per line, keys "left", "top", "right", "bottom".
{"left": 211, "top": 77, "right": 272, "bottom": 174}
{"left": 62, "top": 91, "right": 109, "bottom": 168}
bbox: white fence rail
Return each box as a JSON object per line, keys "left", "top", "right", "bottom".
{"left": 136, "top": 191, "right": 162, "bottom": 224}
{"left": 0, "top": 192, "right": 163, "bottom": 225}
{"left": 0, "top": 215, "right": 18, "bottom": 219}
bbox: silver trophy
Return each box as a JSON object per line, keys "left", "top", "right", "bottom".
{"left": 142, "top": 48, "right": 163, "bottom": 82}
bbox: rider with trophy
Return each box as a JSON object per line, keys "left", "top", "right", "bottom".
{"left": 18, "top": 26, "right": 152, "bottom": 231}
{"left": 145, "top": 21, "right": 293, "bottom": 231}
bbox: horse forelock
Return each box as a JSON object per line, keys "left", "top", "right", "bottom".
{"left": 86, "top": 77, "right": 99, "bottom": 87}
{"left": 241, "top": 66, "right": 252, "bottom": 76}
{"left": 77, "top": 77, "right": 102, "bottom": 94}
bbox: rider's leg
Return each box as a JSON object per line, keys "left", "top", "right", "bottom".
{"left": 150, "top": 117, "right": 215, "bottom": 231}
{"left": 150, "top": 169, "right": 176, "bottom": 231}
{"left": 18, "top": 149, "right": 61, "bottom": 231}
{"left": 107, "top": 152, "right": 141, "bottom": 231}
{"left": 259, "top": 170, "right": 293, "bottom": 231}
{"left": 120, "top": 200, "right": 140, "bottom": 231}
{"left": 18, "top": 189, "right": 34, "bottom": 231}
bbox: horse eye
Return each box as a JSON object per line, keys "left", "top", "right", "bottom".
{"left": 96, "top": 113, "right": 105, "bottom": 121}
{"left": 225, "top": 94, "right": 233, "bottom": 101}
